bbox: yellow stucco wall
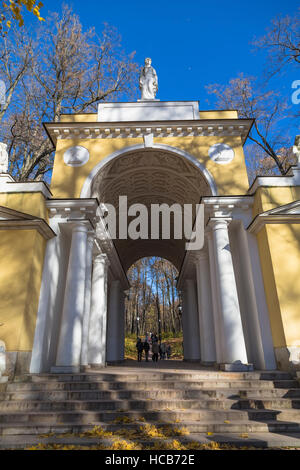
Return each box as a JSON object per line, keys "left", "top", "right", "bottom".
{"left": 198, "top": 110, "right": 238, "bottom": 119}
{"left": 0, "top": 229, "right": 46, "bottom": 351}
{"left": 0, "top": 192, "right": 48, "bottom": 221}
{"left": 60, "top": 113, "right": 98, "bottom": 123}
{"left": 50, "top": 135, "right": 249, "bottom": 198}
{"left": 253, "top": 187, "right": 300, "bottom": 217}
{"left": 264, "top": 223, "right": 300, "bottom": 348}
{"left": 254, "top": 187, "right": 300, "bottom": 349}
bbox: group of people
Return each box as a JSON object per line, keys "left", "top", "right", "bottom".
{"left": 136, "top": 333, "right": 171, "bottom": 362}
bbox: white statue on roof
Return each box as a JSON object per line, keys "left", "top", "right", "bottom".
{"left": 0, "top": 142, "right": 8, "bottom": 173}
{"left": 139, "top": 58, "right": 158, "bottom": 101}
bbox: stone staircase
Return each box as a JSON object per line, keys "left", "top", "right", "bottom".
{"left": 1, "top": 368, "right": 300, "bottom": 449}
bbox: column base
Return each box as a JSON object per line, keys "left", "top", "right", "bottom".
{"left": 219, "top": 362, "right": 254, "bottom": 372}
{"left": 183, "top": 358, "right": 201, "bottom": 363}
{"left": 201, "top": 361, "right": 216, "bottom": 367}
{"left": 89, "top": 363, "right": 106, "bottom": 369}
{"left": 106, "top": 360, "right": 125, "bottom": 365}
{"left": 50, "top": 366, "right": 80, "bottom": 373}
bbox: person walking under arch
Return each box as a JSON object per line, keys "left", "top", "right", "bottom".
{"left": 143, "top": 339, "right": 150, "bottom": 362}
{"left": 152, "top": 340, "right": 159, "bottom": 362}
{"left": 136, "top": 338, "right": 143, "bottom": 362}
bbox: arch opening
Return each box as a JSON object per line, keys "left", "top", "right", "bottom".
{"left": 88, "top": 146, "right": 214, "bottom": 272}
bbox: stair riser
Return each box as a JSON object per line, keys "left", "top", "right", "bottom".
{"left": 25, "top": 372, "right": 294, "bottom": 382}
{"left": 3, "top": 389, "right": 300, "bottom": 401}
{"left": 1, "top": 408, "right": 299, "bottom": 423}
{"left": 1, "top": 421, "right": 300, "bottom": 436}
{"left": 7, "top": 380, "right": 299, "bottom": 392}
{"left": 1, "top": 399, "right": 300, "bottom": 412}
{"left": 1, "top": 390, "right": 236, "bottom": 400}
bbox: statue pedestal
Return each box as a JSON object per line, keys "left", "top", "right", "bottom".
{"left": 137, "top": 99, "right": 160, "bottom": 102}
{"left": 98, "top": 101, "right": 199, "bottom": 122}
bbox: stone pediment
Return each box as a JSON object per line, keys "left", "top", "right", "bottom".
{"left": 264, "top": 200, "right": 300, "bottom": 216}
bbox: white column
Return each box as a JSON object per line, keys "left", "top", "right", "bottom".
{"left": 241, "top": 226, "right": 276, "bottom": 369}
{"left": 182, "top": 280, "right": 201, "bottom": 361}
{"left": 106, "top": 280, "right": 121, "bottom": 362}
{"left": 30, "top": 220, "right": 61, "bottom": 373}
{"left": 209, "top": 218, "right": 248, "bottom": 365}
{"left": 195, "top": 252, "right": 216, "bottom": 364}
{"left": 207, "top": 231, "right": 224, "bottom": 363}
{"left": 80, "top": 233, "right": 94, "bottom": 367}
{"left": 181, "top": 288, "right": 191, "bottom": 360}
{"left": 88, "top": 253, "right": 109, "bottom": 367}
{"left": 118, "top": 290, "right": 125, "bottom": 361}
{"left": 52, "top": 222, "right": 89, "bottom": 372}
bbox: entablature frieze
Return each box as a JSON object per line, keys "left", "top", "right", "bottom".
{"left": 44, "top": 118, "right": 254, "bottom": 146}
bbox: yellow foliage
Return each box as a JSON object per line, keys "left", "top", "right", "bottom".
{"left": 0, "top": 0, "right": 44, "bottom": 35}
{"left": 113, "top": 416, "right": 135, "bottom": 424}
{"left": 141, "top": 423, "right": 165, "bottom": 438}
{"left": 109, "top": 439, "right": 142, "bottom": 451}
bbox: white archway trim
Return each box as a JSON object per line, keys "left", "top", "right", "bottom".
{"left": 80, "top": 143, "right": 218, "bottom": 198}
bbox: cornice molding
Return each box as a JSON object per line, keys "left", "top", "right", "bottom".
{"left": 248, "top": 213, "right": 300, "bottom": 234}
{"left": 202, "top": 196, "right": 254, "bottom": 218}
{"left": 0, "top": 180, "right": 52, "bottom": 198}
{"left": 0, "top": 219, "right": 55, "bottom": 240}
{"left": 248, "top": 167, "right": 300, "bottom": 194}
{"left": 46, "top": 199, "right": 99, "bottom": 223}
{"left": 44, "top": 118, "right": 254, "bottom": 146}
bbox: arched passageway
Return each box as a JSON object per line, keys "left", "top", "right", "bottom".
{"left": 90, "top": 147, "right": 212, "bottom": 365}
{"left": 30, "top": 143, "right": 276, "bottom": 373}
{"left": 122, "top": 257, "right": 183, "bottom": 363}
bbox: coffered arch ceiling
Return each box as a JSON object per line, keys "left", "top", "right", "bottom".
{"left": 91, "top": 149, "right": 212, "bottom": 271}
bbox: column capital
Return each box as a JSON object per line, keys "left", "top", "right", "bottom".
{"left": 72, "top": 221, "right": 89, "bottom": 234}
{"left": 208, "top": 218, "right": 232, "bottom": 231}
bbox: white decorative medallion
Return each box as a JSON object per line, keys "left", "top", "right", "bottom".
{"left": 64, "top": 146, "right": 90, "bottom": 167}
{"left": 208, "top": 143, "right": 235, "bottom": 165}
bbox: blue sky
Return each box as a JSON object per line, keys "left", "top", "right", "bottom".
{"left": 43, "top": 0, "right": 299, "bottom": 111}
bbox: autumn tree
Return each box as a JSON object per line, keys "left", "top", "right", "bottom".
{"left": 125, "top": 257, "right": 181, "bottom": 337}
{"left": 0, "top": 5, "right": 139, "bottom": 180}
{"left": 206, "top": 10, "right": 299, "bottom": 183}
{"left": 253, "top": 9, "right": 300, "bottom": 79}
{"left": 206, "top": 75, "right": 293, "bottom": 179}
{"left": 0, "top": 0, "right": 44, "bottom": 36}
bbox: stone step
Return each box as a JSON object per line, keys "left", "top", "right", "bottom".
{"left": 2, "top": 387, "right": 300, "bottom": 401}
{"left": 1, "top": 408, "right": 300, "bottom": 424}
{"left": 21, "top": 371, "right": 293, "bottom": 382}
{"left": 2, "top": 431, "right": 300, "bottom": 449}
{"left": 1, "top": 419, "right": 300, "bottom": 436}
{"left": 6, "top": 379, "right": 299, "bottom": 391}
{"left": 1, "top": 397, "right": 300, "bottom": 412}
